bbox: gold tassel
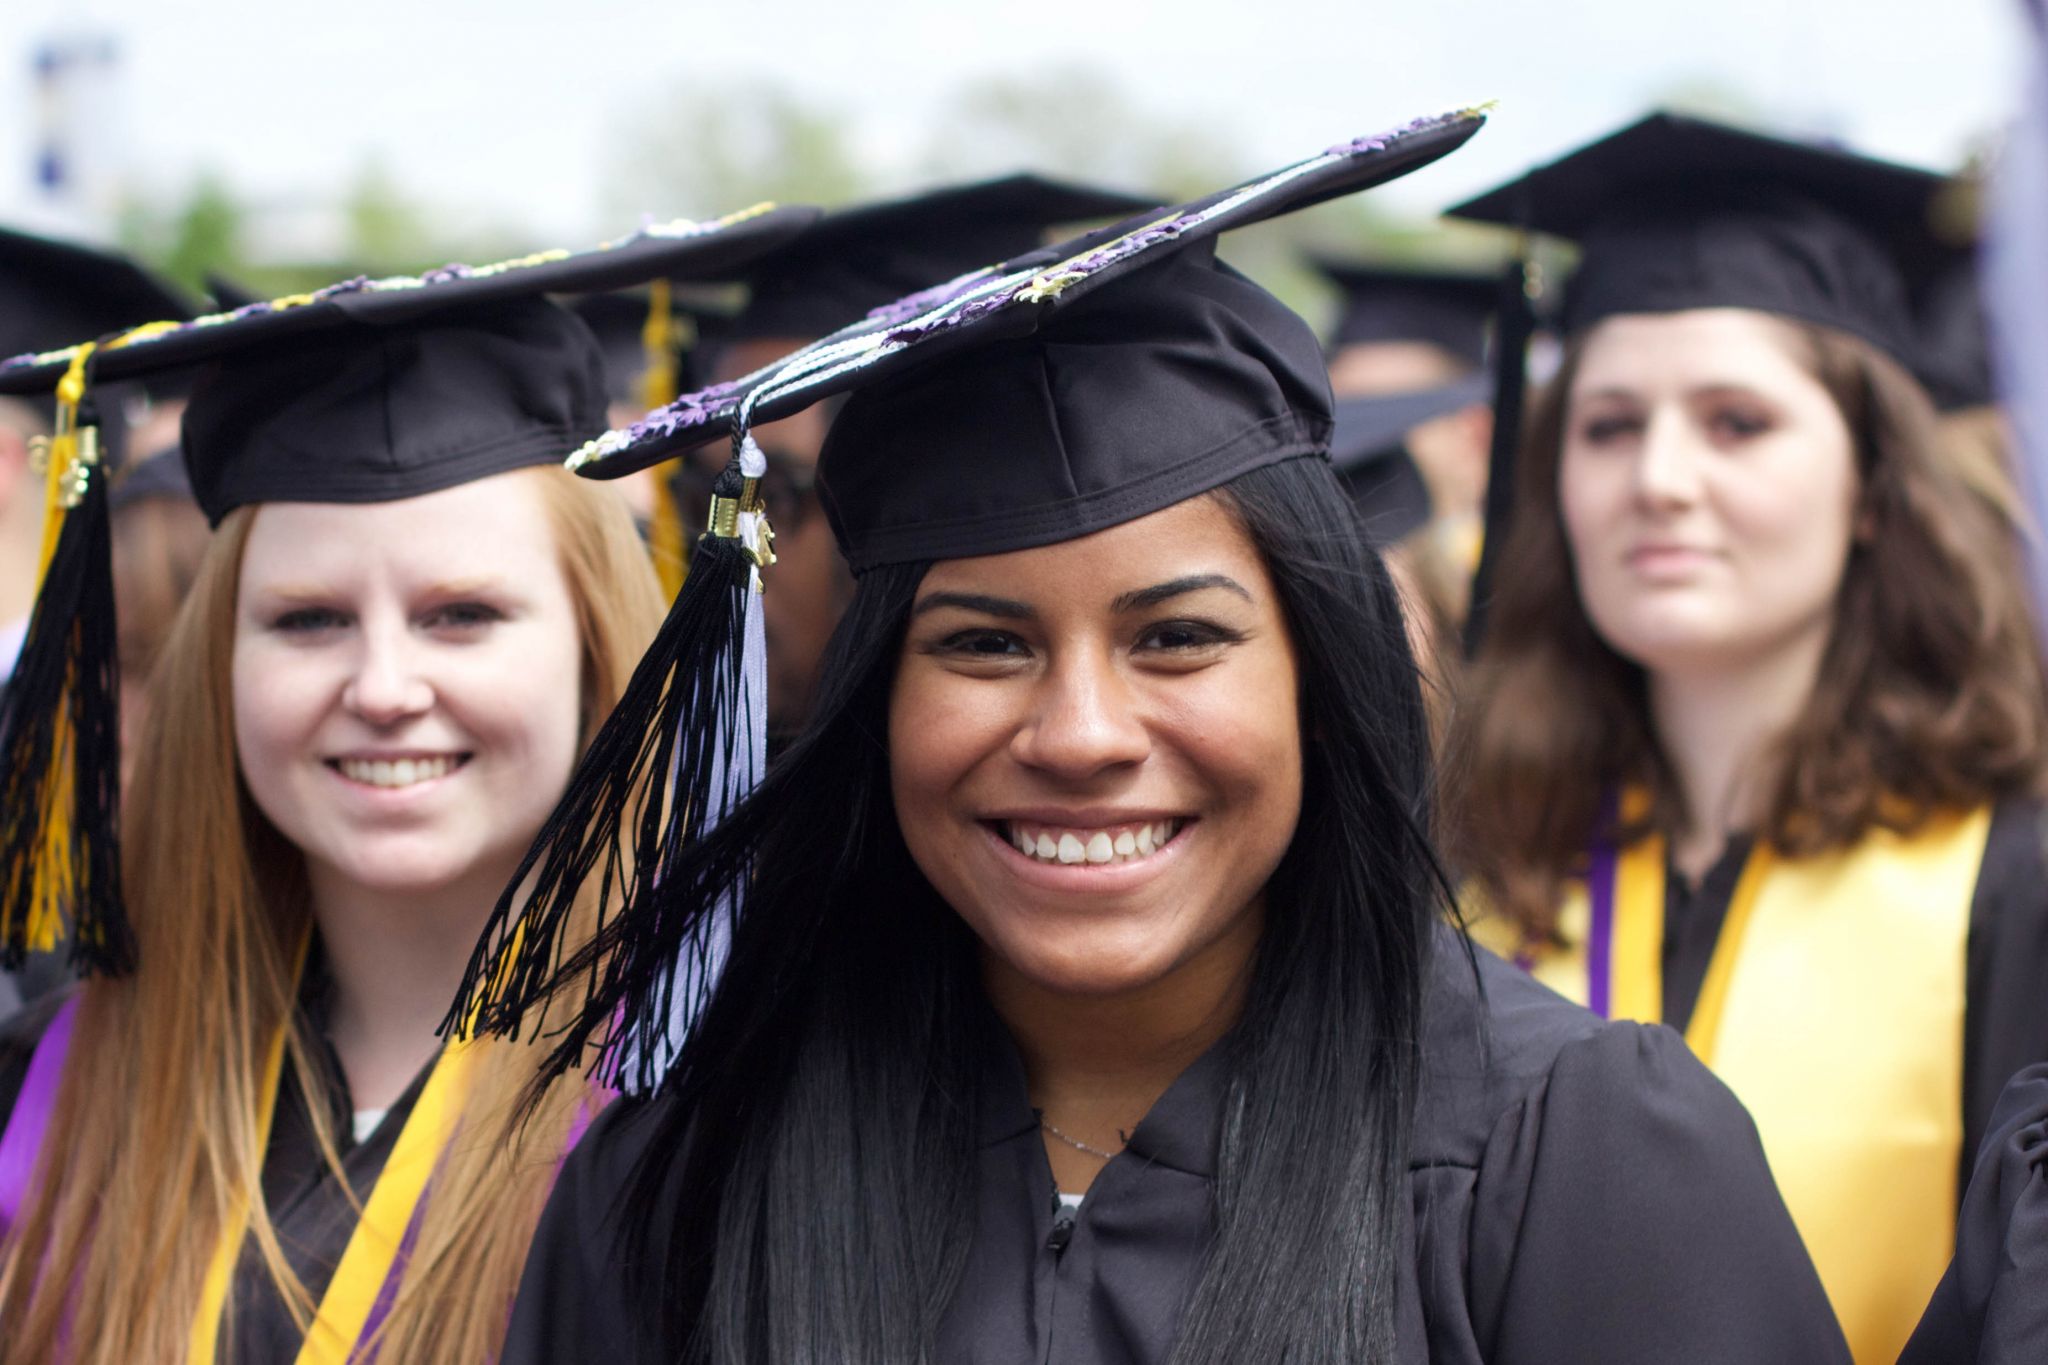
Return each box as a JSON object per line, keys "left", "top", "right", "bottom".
{"left": 641, "top": 280, "right": 689, "bottom": 599}
{"left": 17, "top": 344, "right": 99, "bottom": 953}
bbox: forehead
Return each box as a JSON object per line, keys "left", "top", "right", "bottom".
{"left": 237, "top": 468, "right": 558, "bottom": 587}
{"left": 1569, "top": 308, "right": 1816, "bottom": 393}
{"left": 914, "top": 494, "right": 1266, "bottom": 596}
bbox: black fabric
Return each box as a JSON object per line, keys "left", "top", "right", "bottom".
{"left": 1309, "top": 258, "right": 1495, "bottom": 363}
{"left": 1914, "top": 255, "right": 1994, "bottom": 411}
{"left": 1326, "top": 377, "right": 1490, "bottom": 548}
{"left": 180, "top": 298, "right": 608, "bottom": 525}
{"left": 497, "top": 941, "right": 1846, "bottom": 1365}
{"left": 1646, "top": 798, "right": 2048, "bottom": 1191}
{"left": 816, "top": 249, "right": 1333, "bottom": 571}
{"left": 725, "top": 175, "right": 1160, "bottom": 343}
{"left": 0, "top": 974, "right": 432, "bottom": 1364}
{"left": 1658, "top": 833, "right": 1756, "bottom": 1033}
{"left": 1963, "top": 798, "right": 2048, "bottom": 1184}
{"left": 0, "top": 226, "right": 195, "bottom": 366}
{"left": 229, "top": 1038, "right": 430, "bottom": 1363}
{"left": 1341, "top": 449, "right": 1431, "bottom": 548}
{"left": 1899, "top": 1065, "right": 2048, "bottom": 1365}
{"left": 564, "top": 112, "right": 1485, "bottom": 483}
{"left": 0, "top": 208, "right": 817, "bottom": 397}
{"left": 1447, "top": 111, "right": 1942, "bottom": 364}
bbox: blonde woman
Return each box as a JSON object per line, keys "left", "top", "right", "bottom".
{"left": 0, "top": 213, "right": 809, "bottom": 1363}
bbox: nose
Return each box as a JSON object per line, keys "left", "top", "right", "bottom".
{"left": 1633, "top": 407, "right": 1705, "bottom": 511}
{"left": 341, "top": 621, "right": 434, "bottom": 726}
{"left": 1008, "top": 648, "right": 1151, "bottom": 780}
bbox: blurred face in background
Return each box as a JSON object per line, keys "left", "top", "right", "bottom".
{"left": 1558, "top": 308, "right": 1862, "bottom": 680}
{"left": 1327, "top": 340, "right": 1492, "bottom": 525}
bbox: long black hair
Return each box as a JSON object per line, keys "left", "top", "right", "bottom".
{"left": 609, "top": 453, "right": 1452, "bottom": 1363}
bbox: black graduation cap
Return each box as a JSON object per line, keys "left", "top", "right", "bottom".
{"left": 1912, "top": 253, "right": 1993, "bottom": 412}
{"left": 446, "top": 108, "right": 1489, "bottom": 1092}
{"left": 0, "top": 204, "right": 818, "bottom": 978}
{"left": 1329, "top": 373, "right": 1491, "bottom": 546}
{"left": 0, "top": 226, "right": 197, "bottom": 365}
{"left": 1444, "top": 111, "right": 1944, "bottom": 650}
{"left": 720, "top": 174, "right": 1165, "bottom": 344}
{"left": 1447, "top": 111, "right": 1944, "bottom": 362}
{"left": 564, "top": 290, "right": 732, "bottom": 409}
{"left": 1310, "top": 257, "right": 1497, "bottom": 366}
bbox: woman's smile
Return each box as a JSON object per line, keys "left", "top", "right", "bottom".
{"left": 889, "top": 494, "right": 1301, "bottom": 1000}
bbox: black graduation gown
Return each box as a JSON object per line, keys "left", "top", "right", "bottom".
{"left": 0, "top": 986, "right": 433, "bottom": 1365}
{"left": 1658, "top": 797, "right": 2048, "bottom": 1183}
{"left": 498, "top": 940, "right": 1848, "bottom": 1364}
{"left": 1898, "top": 1065, "right": 2048, "bottom": 1365}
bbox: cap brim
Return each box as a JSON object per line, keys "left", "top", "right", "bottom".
{"left": 1328, "top": 372, "right": 1492, "bottom": 471}
{"left": 1446, "top": 111, "right": 1941, "bottom": 240}
{"left": 576, "top": 108, "right": 1488, "bottom": 480}
{"left": 0, "top": 204, "right": 819, "bottom": 394}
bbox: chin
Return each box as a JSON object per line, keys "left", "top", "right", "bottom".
{"left": 990, "top": 925, "right": 1180, "bottom": 999}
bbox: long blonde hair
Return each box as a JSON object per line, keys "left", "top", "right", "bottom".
{"left": 0, "top": 465, "right": 667, "bottom": 1363}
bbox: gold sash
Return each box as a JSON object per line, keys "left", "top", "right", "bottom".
{"left": 186, "top": 1017, "right": 480, "bottom": 1363}
{"left": 1473, "top": 805, "right": 1990, "bottom": 1365}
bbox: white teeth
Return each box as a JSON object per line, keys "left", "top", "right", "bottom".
{"left": 1004, "top": 819, "right": 1183, "bottom": 867}
{"left": 339, "top": 755, "right": 457, "bottom": 789}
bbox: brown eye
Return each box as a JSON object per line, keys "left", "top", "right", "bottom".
{"left": 1708, "top": 408, "right": 1773, "bottom": 442}
{"left": 1577, "top": 414, "right": 1643, "bottom": 445}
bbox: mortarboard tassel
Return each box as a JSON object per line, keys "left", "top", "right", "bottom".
{"left": 1461, "top": 239, "right": 1537, "bottom": 657}
{"left": 0, "top": 342, "right": 135, "bottom": 974}
{"left": 449, "top": 427, "right": 773, "bottom": 1092}
{"left": 640, "top": 279, "right": 690, "bottom": 600}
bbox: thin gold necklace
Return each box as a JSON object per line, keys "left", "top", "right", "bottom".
{"left": 1040, "top": 1119, "right": 1126, "bottom": 1161}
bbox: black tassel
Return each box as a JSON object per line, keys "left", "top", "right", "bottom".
{"left": 0, "top": 455, "right": 133, "bottom": 975}
{"left": 447, "top": 463, "right": 760, "bottom": 1090}
{"left": 1462, "top": 247, "right": 1536, "bottom": 658}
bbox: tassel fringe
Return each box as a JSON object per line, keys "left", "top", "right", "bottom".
{"left": 0, "top": 460, "right": 132, "bottom": 973}
{"left": 447, "top": 463, "right": 764, "bottom": 1090}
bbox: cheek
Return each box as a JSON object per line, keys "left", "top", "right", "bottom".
{"left": 1556, "top": 447, "right": 1624, "bottom": 551}
{"left": 887, "top": 669, "right": 1002, "bottom": 820}
{"left": 473, "top": 622, "right": 587, "bottom": 772}
{"left": 1720, "top": 437, "right": 1860, "bottom": 573}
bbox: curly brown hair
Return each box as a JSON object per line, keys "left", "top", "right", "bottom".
{"left": 1444, "top": 320, "right": 2048, "bottom": 942}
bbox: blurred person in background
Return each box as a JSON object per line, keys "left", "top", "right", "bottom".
{"left": 1446, "top": 113, "right": 2048, "bottom": 1365}
{"left": 0, "top": 231, "right": 194, "bottom": 1017}
{"left": 1311, "top": 256, "right": 1496, "bottom": 629}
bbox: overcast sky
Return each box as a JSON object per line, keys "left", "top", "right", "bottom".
{"left": 0, "top": 0, "right": 2028, "bottom": 249}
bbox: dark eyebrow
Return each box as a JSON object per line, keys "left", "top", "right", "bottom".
{"left": 911, "top": 591, "right": 1036, "bottom": 620}
{"left": 1111, "top": 574, "right": 1252, "bottom": 614}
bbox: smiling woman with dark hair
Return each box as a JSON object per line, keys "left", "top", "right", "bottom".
{"left": 469, "top": 117, "right": 1848, "bottom": 1365}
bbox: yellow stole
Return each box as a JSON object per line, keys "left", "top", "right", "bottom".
{"left": 186, "top": 1019, "right": 482, "bottom": 1363}
{"left": 1475, "top": 806, "right": 1989, "bottom": 1365}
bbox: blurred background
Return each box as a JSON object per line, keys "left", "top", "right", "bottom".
{"left": 0, "top": 0, "right": 2026, "bottom": 321}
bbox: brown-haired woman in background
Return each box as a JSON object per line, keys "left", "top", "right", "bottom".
{"left": 1446, "top": 114, "right": 2048, "bottom": 1365}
